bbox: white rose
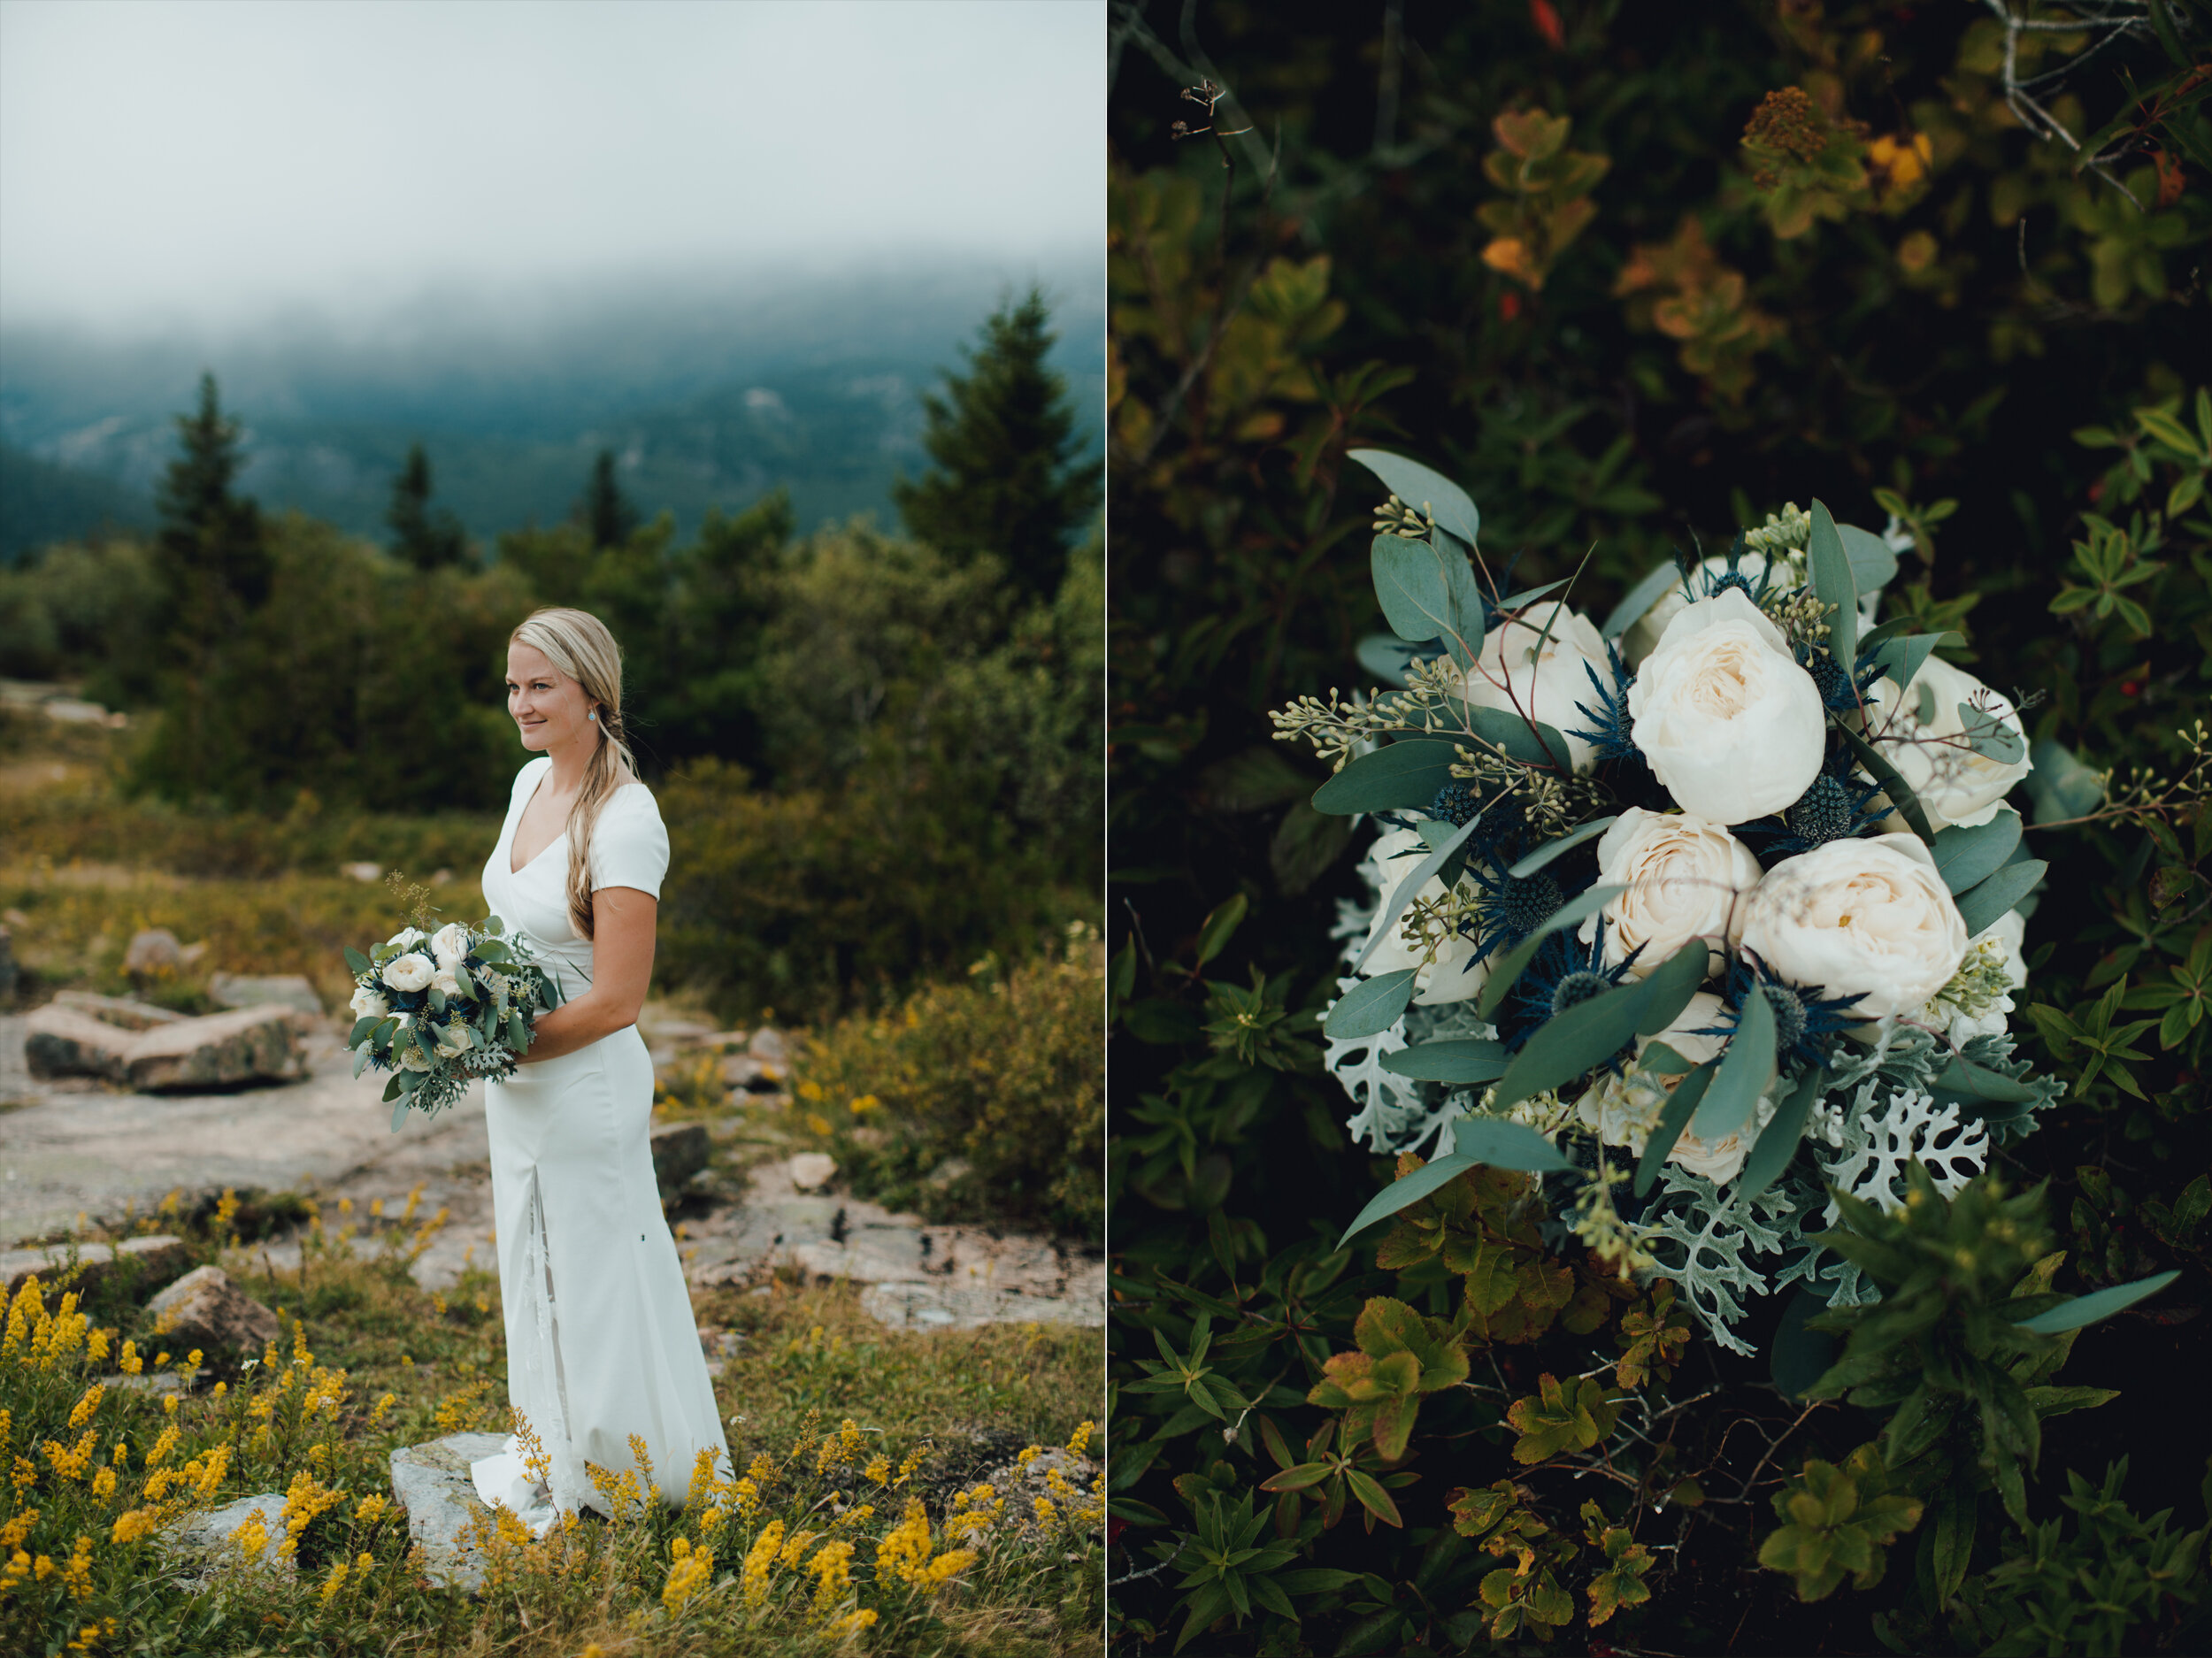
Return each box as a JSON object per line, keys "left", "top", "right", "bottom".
{"left": 432, "top": 1019, "right": 472, "bottom": 1058}
{"left": 429, "top": 923, "right": 472, "bottom": 968}
{"left": 1864, "top": 656, "right": 2033, "bottom": 831}
{"left": 1355, "top": 828, "right": 1490, "bottom": 1005}
{"left": 399, "top": 1043, "right": 434, "bottom": 1072}
{"left": 380, "top": 952, "right": 434, "bottom": 994}
{"left": 1737, "top": 833, "right": 1969, "bottom": 1019}
{"left": 1622, "top": 551, "right": 1802, "bottom": 667}
{"left": 1572, "top": 991, "right": 1738, "bottom": 1163}
{"left": 386, "top": 926, "right": 428, "bottom": 950}
{"left": 349, "top": 984, "right": 390, "bottom": 1020}
{"left": 430, "top": 967, "right": 462, "bottom": 999}
{"left": 1626, "top": 589, "right": 1829, "bottom": 825}
{"left": 1448, "top": 601, "right": 1610, "bottom": 773}
{"left": 1577, "top": 808, "right": 1763, "bottom": 979}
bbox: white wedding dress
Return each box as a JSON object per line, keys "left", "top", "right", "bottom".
{"left": 466, "top": 756, "right": 729, "bottom": 1531}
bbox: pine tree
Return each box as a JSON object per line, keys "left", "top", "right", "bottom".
{"left": 387, "top": 441, "right": 469, "bottom": 570}
{"left": 894, "top": 287, "right": 1100, "bottom": 603}
{"left": 155, "top": 372, "right": 266, "bottom": 625}
{"left": 575, "top": 449, "right": 640, "bottom": 549}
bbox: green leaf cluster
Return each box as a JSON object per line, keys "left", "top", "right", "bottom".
{"left": 1303, "top": 1296, "right": 1470, "bottom": 1462}
{"left": 1756, "top": 1442, "right": 1924, "bottom": 1601}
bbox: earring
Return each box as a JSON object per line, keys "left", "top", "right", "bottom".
{"left": 588, "top": 710, "right": 597, "bottom": 721}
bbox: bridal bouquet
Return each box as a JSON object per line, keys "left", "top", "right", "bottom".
{"left": 1270, "top": 448, "right": 2118, "bottom": 1358}
{"left": 344, "top": 917, "right": 559, "bottom": 1128}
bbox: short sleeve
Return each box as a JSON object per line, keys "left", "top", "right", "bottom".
{"left": 587, "top": 786, "right": 670, "bottom": 899}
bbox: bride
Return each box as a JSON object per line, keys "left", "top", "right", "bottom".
{"left": 465, "top": 605, "right": 728, "bottom": 1530}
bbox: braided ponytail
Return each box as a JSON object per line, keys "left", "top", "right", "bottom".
{"left": 508, "top": 607, "right": 638, "bottom": 940}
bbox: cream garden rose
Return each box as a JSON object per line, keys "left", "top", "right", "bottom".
{"left": 1449, "top": 601, "right": 1609, "bottom": 773}
{"left": 1578, "top": 808, "right": 1762, "bottom": 979}
{"left": 1355, "top": 828, "right": 1488, "bottom": 1005}
{"left": 386, "top": 926, "right": 428, "bottom": 950}
{"left": 1571, "top": 991, "right": 1770, "bottom": 1184}
{"left": 380, "top": 951, "right": 434, "bottom": 994}
{"left": 430, "top": 966, "right": 463, "bottom": 999}
{"left": 1864, "top": 655, "right": 2033, "bottom": 831}
{"left": 432, "top": 1020, "right": 473, "bottom": 1058}
{"left": 349, "top": 984, "right": 390, "bottom": 1020}
{"left": 1736, "top": 833, "right": 1968, "bottom": 1019}
{"left": 1626, "top": 589, "right": 1827, "bottom": 825}
{"left": 429, "top": 923, "right": 472, "bottom": 968}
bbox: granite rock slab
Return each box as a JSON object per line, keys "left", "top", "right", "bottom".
{"left": 389, "top": 1432, "right": 511, "bottom": 1593}
{"left": 0, "top": 1232, "right": 189, "bottom": 1299}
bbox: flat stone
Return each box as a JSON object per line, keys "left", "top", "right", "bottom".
{"left": 124, "top": 929, "right": 186, "bottom": 976}
{"left": 208, "top": 974, "right": 324, "bottom": 1018}
{"left": 389, "top": 1432, "right": 511, "bottom": 1593}
{"left": 163, "top": 1490, "right": 294, "bottom": 1584}
{"left": 0, "top": 1232, "right": 190, "bottom": 1299}
{"left": 50, "top": 992, "right": 186, "bottom": 1032}
{"left": 747, "top": 1027, "right": 789, "bottom": 1068}
{"left": 787, "top": 1153, "right": 837, "bottom": 1192}
{"left": 649, "top": 1122, "right": 710, "bottom": 1204}
{"left": 860, "top": 1280, "right": 1104, "bottom": 1332}
{"left": 24, "top": 1004, "right": 137, "bottom": 1080}
{"left": 146, "top": 1264, "right": 281, "bottom": 1361}
{"left": 124, "top": 1005, "right": 309, "bottom": 1092}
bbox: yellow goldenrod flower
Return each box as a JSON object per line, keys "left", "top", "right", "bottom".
{"left": 662, "top": 1535, "right": 714, "bottom": 1615}
{"left": 371, "top": 1393, "right": 396, "bottom": 1425}
{"left": 231, "top": 1515, "right": 270, "bottom": 1562}
{"left": 1066, "top": 1419, "right": 1094, "bottom": 1456}
{"left": 741, "top": 1519, "right": 784, "bottom": 1609}
{"left": 777, "top": 1527, "right": 819, "bottom": 1569}
{"left": 354, "top": 1493, "right": 389, "bottom": 1525}
{"left": 319, "top": 1558, "right": 349, "bottom": 1603}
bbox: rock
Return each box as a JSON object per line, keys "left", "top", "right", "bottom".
{"left": 0, "top": 1232, "right": 191, "bottom": 1299}
{"left": 208, "top": 973, "right": 324, "bottom": 1019}
{"left": 161, "top": 1491, "right": 295, "bottom": 1583}
{"left": 649, "top": 1122, "right": 710, "bottom": 1204}
{"left": 747, "top": 1027, "right": 790, "bottom": 1068}
{"left": 720, "top": 1053, "right": 766, "bottom": 1088}
{"left": 146, "top": 1264, "right": 282, "bottom": 1362}
{"left": 24, "top": 1004, "right": 137, "bottom": 1079}
{"left": 123, "top": 1005, "right": 309, "bottom": 1091}
{"left": 340, "top": 863, "right": 382, "bottom": 883}
{"left": 51, "top": 991, "right": 187, "bottom": 1032}
{"left": 697, "top": 1325, "right": 747, "bottom": 1378}
{"left": 927, "top": 1156, "right": 974, "bottom": 1189}
{"left": 860, "top": 1281, "right": 1104, "bottom": 1332}
{"left": 787, "top": 1152, "right": 837, "bottom": 1193}
{"left": 388, "top": 1432, "right": 511, "bottom": 1593}
{"left": 124, "top": 928, "right": 186, "bottom": 976}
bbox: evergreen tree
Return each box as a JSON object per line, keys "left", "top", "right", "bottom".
{"left": 155, "top": 372, "right": 266, "bottom": 626}
{"left": 894, "top": 287, "right": 1100, "bottom": 603}
{"left": 386, "top": 441, "right": 469, "bottom": 570}
{"left": 575, "top": 449, "right": 640, "bottom": 549}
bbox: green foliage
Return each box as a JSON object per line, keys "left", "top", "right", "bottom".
{"left": 573, "top": 447, "right": 639, "bottom": 549}
{"left": 1757, "top": 1443, "right": 1924, "bottom": 1602}
{"left": 1504, "top": 1372, "right": 1622, "bottom": 1465}
{"left": 1945, "top": 1459, "right": 2211, "bottom": 1658}
{"left": 895, "top": 286, "right": 1101, "bottom": 604}
{"left": 384, "top": 441, "right": 468, "bottom": 572}
{"left": 1303, "top": 1296, "right": 1470, "bottom": 1462}
{"left": 1476, "top": 108, "right": 1610, "bottom": 291}
{"left": 782, "top": 928, "right": 1105, "bottom": 1240}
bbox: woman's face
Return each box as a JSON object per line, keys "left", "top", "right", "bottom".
{"left": 505, "top": 641, "right": 595, "bottom": 754}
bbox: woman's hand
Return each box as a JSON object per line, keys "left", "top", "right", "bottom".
{"left": 517, "top": 887, "right": 657, "bottom": 1063}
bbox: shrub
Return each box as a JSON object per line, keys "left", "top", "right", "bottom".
{"left": 787, "top": 926, "right": 1105, "bottom": 1241}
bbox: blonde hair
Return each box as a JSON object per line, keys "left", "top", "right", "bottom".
{"left": 509, "top": 607, "right": 637, "bottom": 940}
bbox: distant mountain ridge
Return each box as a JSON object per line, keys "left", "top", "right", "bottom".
{"left": 0, "top": 258, "right": 1102, "bottom": 563}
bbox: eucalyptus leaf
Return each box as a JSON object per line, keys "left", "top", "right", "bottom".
{"left": 381, "top": 1071, "right": 405, "bottom": 1103}
{"left": 1836, "top": 523, "right": 1901, "bottom": 593}
{"left": 1634, "top": 1063, "right": 1715, "bottom": 1196}
{"left": 1351, "top": 815, "right": 1482, "bottom": 974}
{"left": 1312, "top": 739, "right": 1463, "bottom": 816}
{"left": 1371, "top": 536, "right": 1459, "bottom": 652}
{"left": 1639, "top": 1040, "right": 1694, "bottom": 1075}
{"left": 1808, "top": 500, "right": 1858, "bottom": 670}
{"left": 1956, "top": 701, "right": 2026, "bottom": 764}
{"left": 1492, "top": 982, "right": 1651, "bottom": 1111}
{"left": 1457, "top": 702, "right": 1573, "bottom": 771}
{"left": 1634, "top": 941, "right": 1713, "bottom": 1038}
{"left": 1691, "top": 987, "right": 1775, "bottom": 1140}
{"left": 344, "top": 946, "right": 371, "bottom": 975}
{"left": 347, "top": 1017, "right": 378, "bottom": 1048}
{"left": 1930, "top": 1055, "right": 2040, "bottom": 1104}
{"left": 1449, "top": 1117, "right": 1577, "bottom": 1171}
{"left": 1357, "top": 632, "right": 1443, "bottom": 687}
{"left": 1494, "top": 577, "right": 1572, "bottom": 610}
{"left": 2024, "top": 739, "right": 2104, "bottom": 825}
{"left": 352, "top": 1045, "right": 373, "bottom": 1080}
{"left": 1932, "top": 810, "right": 2023, "bottom": 895}
{"left": 1838, "top": 725, "right": 1938, "bottom": 843}
{"left": 1861, "top": 631, "right": 1963, "bottom": 696}
{"left": 1347, "top": 448, "right": 1482, "bottom": 548}
{"left": 1478, "top": 886, "right": 1626, "bottom": 1019}
{"left": 391, "top": 1097, "right": 411, "bottom": 1133}
{"left": 1601, "top": 563, "right": 1686, "bottom": 640}
{"left": 1955, "top": 860, "right": 2047, "bottom": 938}
{"left": 1507, "top": 816, "right": 1619, "bottom": 879}
{"left": 1738, "top": 1066, "right": 1827, "bottom": 1200}
{"left": 1324, "top": 970, "right": 1419, "bottom": 1040}
{"left": 1379, "top": 1040, "right": 1509, "bottom": 1083}
{"left": 2011, "top": 1270, "right": 2179, "bottom": 1334}
{"left": 1335, "top": 1152, "right": 1480, "bottom": 1248}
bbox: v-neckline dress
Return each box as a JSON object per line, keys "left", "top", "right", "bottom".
{"left": 466, "top": 756, "right": 728, "bottom": 1530}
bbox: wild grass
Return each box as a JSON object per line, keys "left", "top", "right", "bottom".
{"left": 0, "top": 1194, "right": 1104, "bottom": 1656}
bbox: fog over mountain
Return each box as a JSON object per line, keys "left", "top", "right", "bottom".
{"left": 0, "top": 257, "right": 1102, "bottom": 561}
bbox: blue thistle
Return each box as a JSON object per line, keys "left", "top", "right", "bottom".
{"left": 1500, "top": 920, "right": 1645, "bottom": 1055}
{"left": 1695, "top": 955, "right": 1870, "bottom": 1070}
{"left": 1797, "top": 638, "right": 1886, "bottom": 716}
{"left": 1681, "top": 533, "right": 1781, "bottom": 608}
{"left": 1741, "top": 746, "right": 1889, "bottom": 857}
{"left": 1429, "top": 780, "right": 1483, "bottom": 827}
{"left": 1566, "top": 641, "right": 1640, "bottom": 765}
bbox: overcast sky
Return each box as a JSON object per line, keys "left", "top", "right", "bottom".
{"left": 0, "top": 0, "right": 1102, "bottom": 336}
